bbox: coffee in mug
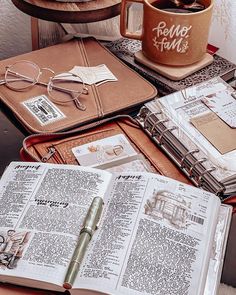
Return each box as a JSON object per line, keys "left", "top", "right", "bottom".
{"left": 120, "top": 0, "right": 213, "bottom": 66}
{"left": 151, "top": 0, "right": 205, "bottom": 13}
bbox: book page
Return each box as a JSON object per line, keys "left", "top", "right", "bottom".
{"left": 0, "top": 162, "right": 112, "bottom": 290}
{"left": 74, "top": 172, "right": 220, "bottom": 295}
{"left": 204, "top": 204, "right": 232, "bottom": 295}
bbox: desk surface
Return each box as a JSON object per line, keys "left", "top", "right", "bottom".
{"left": 11, "top": 0, "right": 121, "bottom": 23}
{"left": 0, "top": 105, "right": 64, "bottom": 295}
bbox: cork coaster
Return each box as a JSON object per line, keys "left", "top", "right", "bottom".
{"left": 134, "top": 51, "right": 214, "bottom": 81}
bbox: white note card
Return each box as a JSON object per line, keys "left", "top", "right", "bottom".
{"left": 70, "top": 64, "right": 118, "bottom": 85}
{"left": 54, "top": 64, "right": 118, "bottom": 86}
{"left": 22, "top": 95, "right": 65, "bottom": 126}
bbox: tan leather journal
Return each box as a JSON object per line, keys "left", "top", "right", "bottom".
{"left": 21, "top": 115, "right": 190, "bottom": 185}
{"left": 0, "top": 38, "right": 157, "bottom": 133}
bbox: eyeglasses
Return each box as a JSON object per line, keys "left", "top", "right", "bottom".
{"left": 0, "top": 60, "right": 89, "bottom": 111}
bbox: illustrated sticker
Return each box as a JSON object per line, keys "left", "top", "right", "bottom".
{"left": 0, "top": 229, "right": 31, "bottom": 269}
{"left": 72, "top": 134, "right": 138, "bottom": 167}
{"left": 22, "top": 95, "right": 65, "bottom": 126}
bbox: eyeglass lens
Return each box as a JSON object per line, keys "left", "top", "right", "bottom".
{"left": 5, "top": 61, "right": 40, "bottom": 90}
{"left": 48, "top": 75, "right": 87, "bottom": 110}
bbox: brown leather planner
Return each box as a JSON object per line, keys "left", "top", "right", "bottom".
{"left": 21, "top": 115, "right": 190, "bottom": 185}
{"left": 0, "top": 38, "right": 157, "bottom": 134}
{"left": 21, "top": 113, "right": 236, "bottom": 210}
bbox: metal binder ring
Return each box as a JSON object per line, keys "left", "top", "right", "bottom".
{"left": 143, "top": 112, "right": 153, "bottom": 129}
{"left": 144, "top": 111, "right": 162, "bottom": 129}
{"left": 197, "top": 167, "right": 217, "bottom": 186}
{"left": 158, "top": 126, "right": 177, "bottom": 144}
{"left": 180, "top": 149, "right": 200, "bottom": 168}
{"left": 189, "top": 158, "right": 207, "bottom": 177}
{"left": 215, "top": 186, "right": 225, "bottom": 197}
{"left": 150, "top": 118, "right": 169, "bottom": 136}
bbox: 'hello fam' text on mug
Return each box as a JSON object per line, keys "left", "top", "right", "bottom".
{"left": 152, "top": 21, "right": 192, "bottom": 53}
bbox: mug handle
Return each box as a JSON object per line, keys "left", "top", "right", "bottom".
{"left": 120, "top": 0, "right": 143, "bottom": 40}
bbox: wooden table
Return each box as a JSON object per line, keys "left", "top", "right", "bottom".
{"left": 11, "top": 0, "right": 121, "bottom": 23}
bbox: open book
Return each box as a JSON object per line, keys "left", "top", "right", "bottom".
{"left": 136, "top": 76, "right": 236, "bottom": 198}
{"left": 0, "top": 162, "right": 232, "bottom": 295}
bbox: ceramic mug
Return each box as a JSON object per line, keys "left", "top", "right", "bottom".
{"left": 120, "top": 0, "right": 213, "bottom": 66}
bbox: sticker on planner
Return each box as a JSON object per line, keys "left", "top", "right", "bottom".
{"left": 22, "top": 95, "right": 65, "bottom": 126}
{"left": 201, "top": 88, "right": 236, "bottom": 128}
{"left": 72, "top": 134, "right": 138, "bottom": 167}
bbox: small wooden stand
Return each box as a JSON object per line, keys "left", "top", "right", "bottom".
{"left": 11, "top": 0, "right": 121, "bottom": 23}
{"left": 11, "top": 0, "right": 122, "bottom": 50}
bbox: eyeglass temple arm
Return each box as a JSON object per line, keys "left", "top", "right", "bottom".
{"left": 54, "top": 87, "right": 87, "bottom": 111}
{"left": 47, "top": 80, "right": 88, "bottom": 111}
{"left": 0, "top": 78, "right": 34, "bottom": 85}
{"left": 47, "top": 81, "right": 88, "bottom": 95}
{"left": 47, "top": 81, "right": 88, "bottom": 110}
{"left": 7, "top": 70, "right": 37, "bottom": 83}
{"left": 73, "top": 96, "right": 86, "bottom": 111}
{"left": 2, "top": 76, "right": 87, "bottom": 96}
{"left": 5, "top": 70, "right": 88, "bottom": 95}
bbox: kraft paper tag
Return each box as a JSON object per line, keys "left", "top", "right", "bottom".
{"left": 190, "top": 112, "right": 236, "bottom": 154}
{"left": 54, "top": 64, "right": 118, "bottom": 86}
{"left": 72, "top": 134, "right": 137, "bottom": 167}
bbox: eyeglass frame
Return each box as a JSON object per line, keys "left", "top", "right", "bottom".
{"left": 0, "top": 60, "right": 89, "bottom": 111}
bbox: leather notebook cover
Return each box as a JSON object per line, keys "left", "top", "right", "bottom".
{"left": 21, "top": 116, "right": 190, "bottom": 185}
{"left": 0, "top": 38, "right": 157, "bottom": 133}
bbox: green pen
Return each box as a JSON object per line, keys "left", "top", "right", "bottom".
{"left": 63, "top": 196, "right": 104, "bottom": 289}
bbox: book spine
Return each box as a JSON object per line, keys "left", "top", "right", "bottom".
{"left": 136, "top": 106, "right": 225, "bottom": 197}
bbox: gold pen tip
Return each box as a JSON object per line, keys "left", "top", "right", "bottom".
{"left": 63, "top": 282, "right": 72, "bottom": 289}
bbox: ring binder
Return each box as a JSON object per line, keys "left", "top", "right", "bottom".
{"left": 138, "top": 106, "right": 149, "bottom": 122}
{"left": 158, "top": 126, "right": 177, "bottom": 144}
{"left": 144, "top": 111, "right": 163, "bottom": 129}
{"left": 150, "top": 118, "right": 169, "bottom": 136}
{"left": 136, "top": 95, "right": 235, "bottom": 198}
{"left": 180, "top": 149, "right": 200, "bottom": 168}
{"left": 189, "top": 158, "right": 208, "bottom": 177}
{"left": 197, "top": 167, "right": 217, "bottom": 186}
